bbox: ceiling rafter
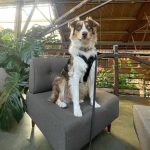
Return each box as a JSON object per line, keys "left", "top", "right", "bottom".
{"left": 49, "top": 0, "right": 66, "bottom": 43}
{"left": 0, "top": 0, "right": 149, "bottom": 6}
{"left": 46, "top": 41, "right": 150, "bottom": 46}
{"left": 54, "top": 0, "right": 150, "bottom": 5}
{"left": 63, "top": 30, "right": 150, "bottom": 35}
{"left": 14, "top": 0, "right": 22, "bottom": 38}
{"left": 130, "top": 4, "right": 147, "bottom": 31}
{"left": 95, "top": 17, "right": 150, "bottom": 22}
{"left": 124, "top": 3, "right": 148, "bottom": 42}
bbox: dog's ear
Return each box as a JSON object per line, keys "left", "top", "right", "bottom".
{"left": 86, "top": 16, "right": 100, "bottom": 27}
{"left": 68, "top": 17, "right": 80, "bottom": 28}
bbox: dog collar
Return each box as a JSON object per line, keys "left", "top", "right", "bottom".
{"left": 79, "top": 47, "right": 92, "bottom": 52}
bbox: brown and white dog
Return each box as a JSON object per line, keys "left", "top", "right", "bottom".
{"left": 49, "top": 17, "right": 101, "bottom": 117}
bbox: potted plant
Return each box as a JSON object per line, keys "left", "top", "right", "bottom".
{"left": 0, "top": 26, "right": 59, "bottom": 130}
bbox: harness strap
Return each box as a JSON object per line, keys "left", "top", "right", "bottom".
{"left": 78, "top": 54, "right": 96, "bottom": 82}
{"left": 89, "top": 57, "right": 97, "bottom": 150}
{"left": 63, "top": 58, "right": 71, "bottom": 72}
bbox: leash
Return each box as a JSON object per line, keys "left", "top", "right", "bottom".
{"left": 89, "top": 55, "right": 97, "bottom": 150}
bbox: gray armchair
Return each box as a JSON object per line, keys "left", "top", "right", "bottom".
{"left": 27, "top": 56, "right": 119, "bottom": 150}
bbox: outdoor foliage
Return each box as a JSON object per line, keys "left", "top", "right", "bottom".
{"left": 118, "top": 68, "right": 137, "bottom": 89}
{"left": 96, "top": 66, "right": 113, "bottom": 88}
{"left": 0, "top": 26, "right": 59, "bottom": 130}
{"left": 96, "top": 63, "right": 137, "bottom": 89}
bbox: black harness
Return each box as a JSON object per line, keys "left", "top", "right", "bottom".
{"left": 63, "top": 59, "right": 71, "bottom": 72}
{"left": 63, "top": 54, "right": 96, "bottom": 82}
{"left": 78, "top": 54, "right": 96, "bottom": 82}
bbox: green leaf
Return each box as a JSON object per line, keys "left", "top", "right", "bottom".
{"left": 0, "top": 103, "right": 13, "bottom": 130}
{"left": 0, "top": 52, "right": 8, "bottom": 67}
{"left": 0, "top": 72, "right": 26, "bottom": 130}
{"left": 21, "top": 37, "right": 43, "bottom": 64}
{"left": 0, "top": 25, "right": 58, "bottom": 130}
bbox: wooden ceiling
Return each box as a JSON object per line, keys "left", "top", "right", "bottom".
{"left": 53, "top": 0, "right": 150, "bottom": 50}
{"left": 0, "top": 0, "right": 150, "bottom": 50}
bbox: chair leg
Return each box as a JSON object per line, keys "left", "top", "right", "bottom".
{"left": 32, "top": 120, "right": 35, "bottom": 128}
{"left": 27, "top": 120, "right": 35, "bottom": 143}
{"left": 107, "top": 124, "right": 111, "bottom": 133}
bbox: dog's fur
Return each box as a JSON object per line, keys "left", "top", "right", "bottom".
{"left": 49, "top": 17, "right": 101, "bottom": 117}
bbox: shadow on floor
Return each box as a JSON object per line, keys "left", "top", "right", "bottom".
{"left": 83, "top": 130, "right": 139, "bottom": 150}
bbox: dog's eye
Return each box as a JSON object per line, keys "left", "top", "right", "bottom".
{"left": 75, "top": 24, "right": 82, "bottom": 31}
{"left": 86, "top": 25, "right": 92, "bottom": 31}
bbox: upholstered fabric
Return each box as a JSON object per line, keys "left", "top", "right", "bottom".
{"left": 29, "top": 56, "right": 68, "bottom": 94}
{"left": 27, "top": 89, "right": 119, "bottom": 150}
{"left": 133, "top": 105, "right": 150, "bottom": 150}
{"left": 27, "top": 56, "right": 119, "bottom": 150}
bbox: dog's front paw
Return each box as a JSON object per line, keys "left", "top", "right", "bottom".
{"left": 91, "top": 101, "right": 101, "bottom": 108}
{"left": 74, "top": 106, "right": 83, "bottom": 117}
{"left": 56, "top": 100, "right": 67, "bottom": 108}
{"left": 95, "top": 102, "right": 101, "bottom": 108}
{"left": 79, "top": 99, "right": 84, "bottom": 103}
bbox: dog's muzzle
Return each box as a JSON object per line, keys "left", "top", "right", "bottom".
{"left": 82, "top": 32, "right": 88, "bottom": 39}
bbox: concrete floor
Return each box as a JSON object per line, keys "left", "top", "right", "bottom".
{"left": 0, "top": 96, "right": 150, "bottom": 150}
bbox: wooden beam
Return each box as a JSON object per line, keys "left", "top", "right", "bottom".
{"left": 140, "top": 24, "right": 149, "bottom": 49}
{"left": 98, "top": 41, "right": 150, "bottom": 47}
{"left": 131, "top": 34, "right": 137, "bottom": 50}
{"left": 54, "top": 0, "right": 150, "bottom": 4}
{"left": 63, "top": 30, "right": 129, "bottom": 35}
{"left": 54, "top": 0, "right": 90, "bottom": 24}
{"left": 98, "top": 53, "right": 150, "bottom": 67}
{"left": 49, "top": 0, "right": 66, "bottom": 43}
{"left": 144, "top": 12, "right": 150, "bottom": 27}
{"left": 129, "top": 55, "right": 150, "bottom": 66}
{"left": 100, "top": 17, "right": 136, "bottom": 21}
{"left": 44, "top": 49, "right": 150, "bottom": 58}
{"left": 0, "top": 0, "right": 150, "bottom": 6}
{"left": 14, "top": 0, "right": 23, "bottom": 39}
{"left": 128, "top": 3, "right": 147, "bottom": 34}
{"left": 21, "top": 1, "right": 37, "bottom": 36}
{"left": 113, "top": 45, "right": 119, "bottom": 96}
{"left": 124, "top": 3, "right": 148, "bottom": 41}
{"left": 64, "top": 30, "right": 150, "bottom": 35}
{"left": 43, "top": 0, "right": 112, "bottom": 35}
{"left": 44, "top": 0, "right": 90, "bottom": 35}
{"left": 48, "top": 41, "right": 150, "bottom": 46}
{"left": 134, "top": 23, "right": 148, "bottom": 32}
{"left": 44, "top": 49, "right": 150, "bottom": 54}
{"left": 98, "top": 53, "right": 150, "bottom": 58}
{"left": 99, "top": 53, "right": 150, "bottom": 66}
{"left": 95, "top": 17, "right": 150, "bottom": 22}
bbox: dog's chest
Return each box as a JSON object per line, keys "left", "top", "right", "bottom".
{"left": 68, "top": 57, "right": 88, "bottom": 80}
{"left": 69, "top": 54, "right": 96, "bottom": 82}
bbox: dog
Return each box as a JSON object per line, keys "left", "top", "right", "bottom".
{"left": 49, "top": 17, "right": 101, "bottom": 117}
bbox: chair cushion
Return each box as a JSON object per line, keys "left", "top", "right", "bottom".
{"left": 133, "top": 105, "right": 150, "bottom": 150}
{"left": 27, "top": 89, "right": 119, "bottom": 150}
{"left": 29, "top": 57, "right": 68, "bottom": 94}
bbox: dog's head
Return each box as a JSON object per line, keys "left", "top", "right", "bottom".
{"left": 68, "top": 17, "right": 99, "bottom": 42}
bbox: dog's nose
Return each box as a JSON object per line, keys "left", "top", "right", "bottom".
{"left": 82, "top": 32, "right": 87, "bottom": 38}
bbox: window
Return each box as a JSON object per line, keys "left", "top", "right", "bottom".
{"left": 0, "top": 6, "right": 16, "bottom": 29}
{"left": 0, "top": 4, "right": 60, "bottom": 40}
